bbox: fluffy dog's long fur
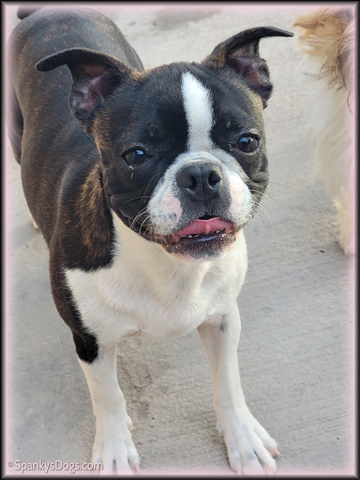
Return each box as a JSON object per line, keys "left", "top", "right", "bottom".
{"left": 294, "top": 7, "right": 355, "bottom": 255}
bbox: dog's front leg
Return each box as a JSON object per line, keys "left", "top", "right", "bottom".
{"left": 78, "top": 343, "right": 140, "bottom": 474}
{"left": 198, "top": 304, "right": 278, "bottom": 475}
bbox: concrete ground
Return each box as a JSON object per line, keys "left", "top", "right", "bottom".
{"left": 4, "top": 3, "right": 356, "bottom": 477}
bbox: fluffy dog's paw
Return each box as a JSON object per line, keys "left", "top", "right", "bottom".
{"left": 92, "top": 416, "right": 140, "bottom": 474}
{"left": 218, "top": 410, "right": 278, "bottom": 475}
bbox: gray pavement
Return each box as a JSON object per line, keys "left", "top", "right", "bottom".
{"left": 4, "top": 3, "right": 356, "bottom": 477}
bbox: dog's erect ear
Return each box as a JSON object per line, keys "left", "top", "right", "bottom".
{"left": 36, "top": 48, "right": 133, "bottom": 127}
{"left": 203, "top": 27, "right": 293, "bottom": 107}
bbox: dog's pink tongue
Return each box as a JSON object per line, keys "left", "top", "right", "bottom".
{"left": 175, "top": 218, "right": 233, "bottom": 236}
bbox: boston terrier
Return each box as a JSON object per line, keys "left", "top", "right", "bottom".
{"left": 7, "top": 7, "right": 293, "bottom": 475}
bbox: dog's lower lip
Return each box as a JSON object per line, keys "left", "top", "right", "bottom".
{"left": 153, "top": 228, "right": 231, "bottom": 245}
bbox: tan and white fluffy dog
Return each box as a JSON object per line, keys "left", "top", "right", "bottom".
{"left": 294, "top": 7, "right": 356, "bottom": 255}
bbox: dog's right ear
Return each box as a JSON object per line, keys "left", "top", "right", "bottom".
{"left": 36, "top": 48, "right": 133, "bottom": 128}
{"left": 203, "top": 27, "right": 293, "bottom": 108}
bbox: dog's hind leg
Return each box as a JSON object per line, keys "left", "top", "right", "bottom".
{"left": 78, "top": 343, "right": 140, "bottom": 474}
{"left": 6, "top": 83, "right": 23, "bottom": 165}
{"left": 198, "top": 303, "right": 278, "bottom": 475}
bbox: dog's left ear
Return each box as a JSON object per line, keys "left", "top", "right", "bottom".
{"left": 36, "top": 48, "right": 134, "bottom": 128}
{"left": 203, "top": 27, "right": 293, "bottom": 107}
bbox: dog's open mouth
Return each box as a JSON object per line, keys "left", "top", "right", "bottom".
{"left": 142, "top": 217, "right": 240, "bottom": 258}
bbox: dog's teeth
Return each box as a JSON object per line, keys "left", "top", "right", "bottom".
{"left": 188, "top": 235, "right": 193, "bottom": 238}
{"left": 194, "top": 235, "right": 199, "bottom": 238}
{"left": 215, "top": 230, "right": 220, "bottom": 233}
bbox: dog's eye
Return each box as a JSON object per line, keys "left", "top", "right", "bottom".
{"left": 236, "top": 136, "right": 259, "bottom": 153}
{"left": 122, "top": 148, "right": 151, "bottom": 167}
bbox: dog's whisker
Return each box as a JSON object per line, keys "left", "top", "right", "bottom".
{"left": 250, "top": 189, "right": 276, "bottom": 208}
{"left": 138, "top": 215, "right": 151, "bottom": 237}
{"left": 122, "top": 196, "right": 151, "bottom": 206}
{"left": 258, "top": 206, "right": 274, "bottom": 235}
{"left": 129, "top": 214, "right": 142, "bottom": 232}
{"left": 268, "top": 180, "right": 293, "bottom": 187}
{"left": 130, "top": 208, "right": 148, "bottom": 231}
{"left": 147, "top": 172, "right": 164, "bottom": 184}
{"left": 253, "top": 201, "right": 273, "bottom": 230}
{"left": 143, "top": 223, "right": 152, "bottom": 237}
{"left": 251, "top": 210, "right": 261, "bottom": 227}
{"left": 160, "top": 234, "right": 169, "bottom": 245}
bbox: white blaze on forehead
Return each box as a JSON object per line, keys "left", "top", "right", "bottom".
{"left": 181, "top": 71, "right": 214, "bottom": 152}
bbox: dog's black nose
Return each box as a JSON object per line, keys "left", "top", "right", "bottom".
{"left": 176, "top": 163, "right": 222, "bottom": 202}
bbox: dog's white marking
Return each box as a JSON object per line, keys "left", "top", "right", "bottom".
{"left": 147, "top": 181, "right": 182, "bottom": 234}
{"left": 148, "top": 149, "right": 254, "bottom": 235}
{"left": 228, "top": 170, "right": 253, "bottom": 218}
{"left": 78, "top": 344, "right": 140, "bottom": 473}
{"left": 160, "top": 188, "right": 182, "bottom": 219}
{"left": 65, "top": 211, "right": 248, "bottom": 346}
{"left": 198, "top": 303, "right": 278, "bottom": 474}
{"left": 181, "top": 72, "right": 214, "bottom": 152}
{"left": 147, "top": 71, "right": 254, "bottom": 234}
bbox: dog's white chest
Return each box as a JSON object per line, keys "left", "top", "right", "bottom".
{"left": 65, "top": 222, "right": 247, "bottom": 345}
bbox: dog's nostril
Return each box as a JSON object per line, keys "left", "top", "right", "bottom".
{"left": 177, "top": 169, "right": 198, "bottom": 191}
{"left": 188, "top": 175, "right": 198, "bottom": 191}
{"left": 208, "top": 171, "right": 221, "bottom": 188}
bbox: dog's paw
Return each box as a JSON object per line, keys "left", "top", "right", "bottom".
{"left": 92, "top": 415, "right": 140, "bottom": 474}
{"left": 217, "top": 410, "right": 278, "bottom": 475}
